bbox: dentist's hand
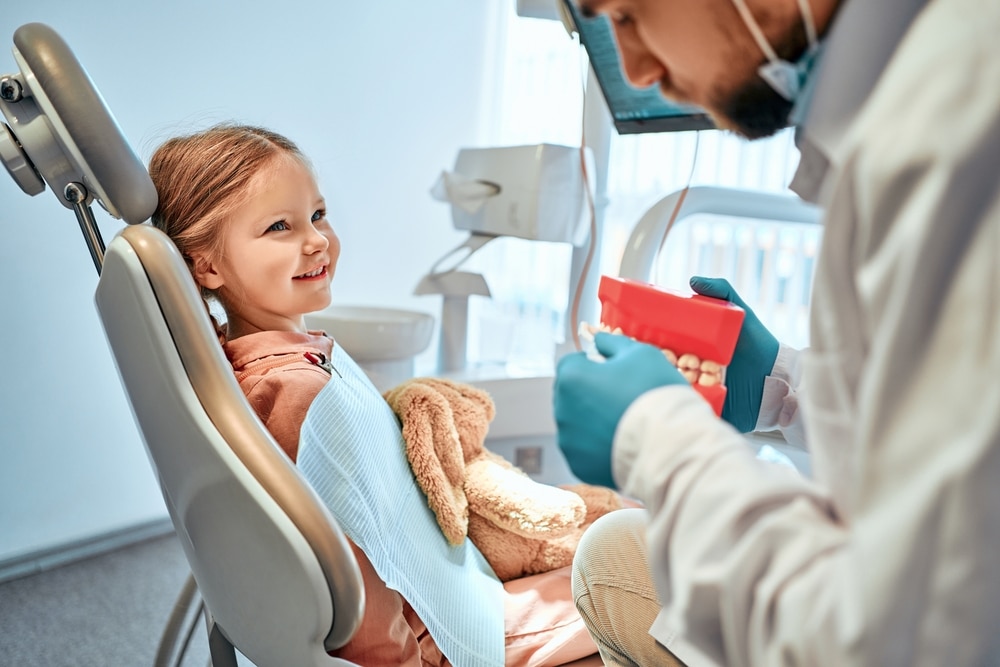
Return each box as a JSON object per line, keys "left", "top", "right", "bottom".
{"left": 554, "top": 332, "right": 687, "bottom": 488}
{"left": 689, "top": 276, "right": 779, "bottom": 433}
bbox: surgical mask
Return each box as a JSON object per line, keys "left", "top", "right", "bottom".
{"left": 731, "top": 0, "right": 820, "bottom": 102}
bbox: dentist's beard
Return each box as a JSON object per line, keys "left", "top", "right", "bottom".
{"left": 713, "top": 76, "right": 795, "bottom": 140}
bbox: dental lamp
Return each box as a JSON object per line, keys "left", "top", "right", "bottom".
{"left": 0, "top": 22, "right": 157, "bottom": 273}
{"left": 420, "top": 143, "right": 594, "bottom": 374}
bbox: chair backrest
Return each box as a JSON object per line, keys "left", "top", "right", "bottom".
{"left": 95, "top": 223, "right": 364, "bottom": 666}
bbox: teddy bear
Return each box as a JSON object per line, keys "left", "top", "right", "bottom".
{"left": 383, "top": 376, "right": 623, "bottom": 582}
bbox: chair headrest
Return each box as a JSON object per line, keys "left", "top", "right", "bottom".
{"left": 1, "top": 22, "right": 156, "bottom": 223}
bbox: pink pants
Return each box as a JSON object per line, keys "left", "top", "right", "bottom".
{"left": 331, "top": 541, "right": 599, "bottom": 666}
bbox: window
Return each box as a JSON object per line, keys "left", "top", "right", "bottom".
{"left": 463, "top": 8, "right": 818, "bottom": 369}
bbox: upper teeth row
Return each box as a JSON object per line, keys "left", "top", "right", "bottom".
{"left": 578, "top": 321, "right": 725, "bottom": 387}
{"left": 300, "top": 267, "right": 323, "bottom": 278}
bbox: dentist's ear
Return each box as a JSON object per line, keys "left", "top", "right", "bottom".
{"left": 190, "top": 253, "right": 224, "bottom": 290}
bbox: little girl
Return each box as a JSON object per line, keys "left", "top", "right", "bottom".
{"left": 148, "top": 123, "right": 600, "bottom": 666}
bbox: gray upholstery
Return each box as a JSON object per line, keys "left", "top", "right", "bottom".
{"left": 4, "top": 22, "right": 156, "bottom": 223}
{"left": 96, "top": 224, "right": 365, "bottom": 665}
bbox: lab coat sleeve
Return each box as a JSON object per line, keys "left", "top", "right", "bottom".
{"left": 612, "top": 388, "right": 847, "bottom": 667}
{"left": 754, "top": 343, "right": 807, "bottom": 448}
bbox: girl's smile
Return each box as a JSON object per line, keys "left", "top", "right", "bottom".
{"left": 295, "top": 265, "right": 329, "bottom": 280}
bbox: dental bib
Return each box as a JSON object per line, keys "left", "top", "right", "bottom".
{"left": 297, "top": 345, "right": 504, "bottom": 666}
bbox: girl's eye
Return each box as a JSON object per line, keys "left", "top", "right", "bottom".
{"left": 267, "top": 221, "right": 289, "bottom": 232}
{"left": 311, "top": 209, "right": 326, "bottom": 223}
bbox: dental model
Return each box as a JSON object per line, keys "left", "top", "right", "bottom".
{"left": 578, "top": 321, "right": 725, "bottom": 388}
{"left": 589, "top": 275, "right": 746, "bottom": 416}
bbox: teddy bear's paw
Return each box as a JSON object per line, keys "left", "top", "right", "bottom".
{"left": 531, "top": 534, "right": 579, "bottom": 573}
{"left": 560, "top": 483, "right": 626, "bottom": 524}
{"left": 465, "top": 459, "right": 586, "bottom": 538}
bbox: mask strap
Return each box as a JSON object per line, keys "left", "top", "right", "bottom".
{"left": 798, "top": 0, "right": 818, "bottom": 47}
{"left": 731, "top": 0, "right": 819, "bottom": 101}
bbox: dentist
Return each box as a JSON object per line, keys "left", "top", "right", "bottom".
{"left": 554, "top": 0, "right": 1000, "bottom": 665}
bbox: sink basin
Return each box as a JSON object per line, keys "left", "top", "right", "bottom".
{"left": 304, "top": 306, "right": 435, "bottom": 391}
{"left": 305, "top": 306, "right": 435, "bottom": 361}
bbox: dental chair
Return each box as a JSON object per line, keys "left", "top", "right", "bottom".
{"left": 1, "top": 22, "right": 365, "bottom": 666}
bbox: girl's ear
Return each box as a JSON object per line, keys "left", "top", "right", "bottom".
{"left": 190, "top": 253, "right": 224, "bottom": 291}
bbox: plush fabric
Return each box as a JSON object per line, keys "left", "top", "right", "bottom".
{"left": 384, "top": 377, "right": 623, "bottom": 582}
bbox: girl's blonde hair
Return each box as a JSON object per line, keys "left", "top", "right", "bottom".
{"left": 148, "top": 123, "right": 310, "bottom": 340}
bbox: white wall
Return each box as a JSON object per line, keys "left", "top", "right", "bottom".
{"left": 0, "top": 0, "right": 503, "bottom": 565}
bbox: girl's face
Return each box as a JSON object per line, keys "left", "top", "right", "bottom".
{"left": 192, "top": 155, "right": 340, "bottom": 339}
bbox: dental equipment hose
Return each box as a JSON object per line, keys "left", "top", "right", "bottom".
{"left": 566, "top": 29, "right": 701, "bottom": 349}
{"left": 568, "top": 140, "right": 597, "bottom": 351}
{"left": 653, "top": 131, "right": 701, "bottom": 286}
{"left": 567, "top": 35, "right": 599, "bottom": 352}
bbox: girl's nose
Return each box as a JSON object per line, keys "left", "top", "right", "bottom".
{"left": 303, "top": 226, "right": 330, "bottom": 254}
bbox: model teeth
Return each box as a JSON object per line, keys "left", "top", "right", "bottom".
{"left": 299, "top": 267, "right": 323, "bottom": 278}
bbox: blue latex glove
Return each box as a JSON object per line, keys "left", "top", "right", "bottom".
{"left": 554, "top": 332, "right": 687, "bottom": 488}
{"left": 689, "top": 276, "right": 779, "bottom": 433}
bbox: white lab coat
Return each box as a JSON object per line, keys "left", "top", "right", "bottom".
{"left": 612, "top": 0, "right": 1000, "bottom": 665}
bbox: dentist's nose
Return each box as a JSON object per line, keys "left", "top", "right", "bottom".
{"left": 613, "top": 22, "right": 664, "bottom": 89}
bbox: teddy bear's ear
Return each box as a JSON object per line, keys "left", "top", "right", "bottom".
{"left": 385, "top": 381, "right": 469, "bottom": 545}
{"left": 415, "top": 378, "right": 495, "bottom": 461}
